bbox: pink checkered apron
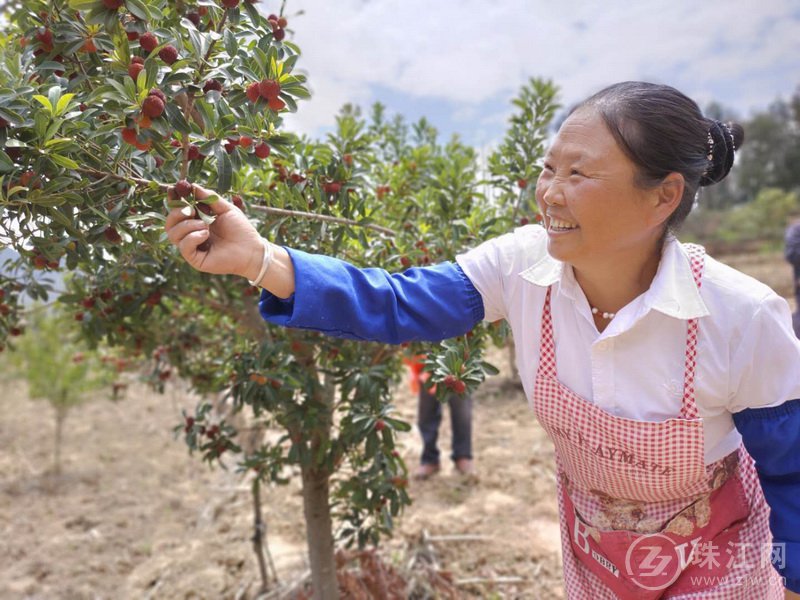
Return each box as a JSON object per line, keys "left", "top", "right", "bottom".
{"left": 533, "top": 244, "right": 783, "bottom": 599}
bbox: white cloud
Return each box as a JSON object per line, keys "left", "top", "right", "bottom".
{"left": 276, "top": 0, "right": 800, "bottom": 139}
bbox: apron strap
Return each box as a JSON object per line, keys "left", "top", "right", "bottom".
{"left": 679, "top": 243, "right": 706, "bottom": 420}
{"left": 537, "top": 286, "right": 558, "bottom": 379}
{"left": 536, "top": 244, "right": 708, "bottom": 419}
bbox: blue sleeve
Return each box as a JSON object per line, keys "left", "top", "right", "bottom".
{"left": 258, "top": 247, "right": 484, "bottom": 344}
{"left": 733, "top": 399, "right": 800, "bottom": 593}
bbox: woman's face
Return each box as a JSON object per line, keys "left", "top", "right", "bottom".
{"left": 535, "top": 109, "right": 664, "bottom": 271}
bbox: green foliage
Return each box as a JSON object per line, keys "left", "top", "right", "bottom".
{"left": 10, "top": 305, "right": 112, "bottom": 410}
{"left": 0, "top": 0, "right": 559, "bottom": 575}
{"left": 717, "top": 188, "right": 800, "bottom": 245}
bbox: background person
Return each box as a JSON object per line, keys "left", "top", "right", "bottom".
{"left": 785, "top": 216, "right": 800, "bottom": 337}
{"left": 403, "top": 355, "right": 473, "bottom": 479}
{"left": 166, "top": 81, "right": 800, "bottom": 599}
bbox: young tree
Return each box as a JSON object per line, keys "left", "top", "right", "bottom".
{"left": 0, "top": 1, "right": 557, "bottom": 596}
{"left": 9, "top": 307, "right": 112, "bottom": 475}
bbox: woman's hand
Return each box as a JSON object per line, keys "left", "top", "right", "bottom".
{"left": 164, "top": 184, "right": 296, "bottom": 298}
{"left": 164, "top": 184, "right": 264, "bottom": 280}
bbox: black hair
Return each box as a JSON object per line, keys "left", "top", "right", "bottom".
{"left": 571, "top": 81, "right": 744, "bottom": 230}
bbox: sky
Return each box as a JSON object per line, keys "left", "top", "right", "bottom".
{"left": 271, "top": 0, "right": 800, "bottom": 147}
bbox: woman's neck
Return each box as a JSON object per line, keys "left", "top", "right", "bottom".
{"left": 572, "top": 240, "right": 664, "bottom": 320}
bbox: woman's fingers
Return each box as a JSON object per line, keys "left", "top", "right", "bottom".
{"left": 165, "top": 206, "right": 196, "bottom": 231}
{"left": 177, "top": 229, "right": 210, "bottom": 263}
{"left": 166, "top": 217, "right": 207, "bottom": 247}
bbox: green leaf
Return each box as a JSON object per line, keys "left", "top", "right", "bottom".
{"left": 47, "top": 86, "right": 62, "bottom": 112}
{"left": 0, "top": 107, "right": 23, "bottom": 125}
{"left": 186, "top": 27, "right": 206, "bottom": 61}
{"left": 55, "top": 93, "right": 76, "bottom": 117}
{"left": 32, "top": 95, "right": 53, "bottom": 114}
{"left": 68, "top": 0, "right": 97, "bottom": 9}
{"left": 49, "top": 154, "right": 79, "bottom": 169}
{"left": 0, "top": 151, "right": 14, "bottom": 173}
{"left": 224, "top": 29, "right": 237, "bottom": 57}
{"left": 215, "top": 145, "right": 232, "bottom": 193}
{"left": 164, "top": 103, "right": 191, "bottom": 135}
{"left": 125, "top": 0, "right": 151, "bottom": 21}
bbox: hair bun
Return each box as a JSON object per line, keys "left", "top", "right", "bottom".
{"left": 699, "top": 120, "right": 744, "bottom": 186}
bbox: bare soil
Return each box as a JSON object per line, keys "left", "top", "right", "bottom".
{"left": 0, "top": 251, "right": 794, "bottom": 600}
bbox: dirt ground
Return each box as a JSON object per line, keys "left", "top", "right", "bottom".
{"left": 0, "top": 251, "right": 795, "bottom": 600}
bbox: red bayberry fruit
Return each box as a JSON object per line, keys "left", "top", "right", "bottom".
{"left": 323, "top": 182, "right": 341, "bottom": 195}
{"left": 82, "top": 38, "right": 97, "bottom": 53}
{"left": 81, "top": 297, "right": 95, "bottom": 309}
{"left": 139, "top": 32, "right": 158, "bottom": 52}
{"left": 245, "top": 82, "right": 261, "bottom": 103}
{"left": 452, "top": 380, "right": 466, "bottom": 394}
{"left": 187, "top": 144, "right": 201, "bottom": 160}
{"left": 131, "top": 56, "right": 145, "bottom": 65}
{"left": 35, "top": 28, "right": 53, "bottom": 52}
{"left": 273, "top": 28, "right": 285, "bottom": 41}
{"left": 517, "top": 178, "right": 528, "bottom": 189}
{"left": 126, "top": 30, "right": 139, "bottom": 41}
{"left": 267, "top": 96, "right": 285, "bottom": 112}
{"left": 277, "top": 16, "right": 288, "bottom": 28}
{"left": 254, "top": 142, "right": 270, "bottom": 159}
{"left": 104, "top": 226, "right": 122, "bottom": 244}
{"left": 224, "top": 141, "right": 236, "bottom": 154}
{"left": 519, "top": 216, "right": 530, "bottom": 226}
{"left": 75, "top": 312, "right": 84, "bottom": 321}
{"left": 267, "top": 13, "right": 278, "bottom": 20}
{"left": 158, "top": 45, "right": 179, "bottom": 65}
{"left": 375, "top": 419, "right": 386, "bottom": 432}
{"left": 443, "top": 374, "right": 457, "bottom": 389}
{"left": 121, "top": 127, "right": 138, "bottom": 145}
{"left": 221, "top": 0, "right": 239, "bottom": 6}
{"left": 186, "top": 12, "right": 201, "bottom": 27}
{"left": 231, "top": 194, "right": 244, "bottom": 211}
{"left": 203, "top": 79, "right": 223, "bottom": 94}
{"left": 184, "top": 416, "right": 195, "bottom": 433}
{"left": 400, "top": 256, "right": 411, "bottom": 268}
{"left": 258, "top": 78, "right": 280, "bottom": 99}
{"left": 148, "top": 88, "right": 166, "bottom": 103}
{"left": 142, "top": 95, "right": 165, "bottom": 118}
{"left": 238, "top": 135, "right": 253, "bottom": 148}
{"left": 343, "top": 154, "right": 353, "bottom": 166}
{"left": 196, "top": 203, "right": 214, "bottom": 216}
{"left": 170, "top": 139, "right": 182, "bottom": 148}
{"left": 173, "top": 179, "right": 193, "bottom": 198}
{"left": 103, "top": 0, "right": 124, "bottom": 9}
{"left": 145, "top": 290, "right": 161, "bottom": 306}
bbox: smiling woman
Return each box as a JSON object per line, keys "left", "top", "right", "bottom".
{"left": 166, "top": 81, "right": 800, "bottom": 599}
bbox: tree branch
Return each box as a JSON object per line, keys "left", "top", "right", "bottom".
{"left": 74, "top": 167, "right": 397, "bottom": 236}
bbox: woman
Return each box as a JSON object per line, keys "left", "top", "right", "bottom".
{"left": 166, "top": 82, "right": 800, "bottom": 598}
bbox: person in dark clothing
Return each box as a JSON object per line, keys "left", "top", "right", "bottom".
{"left": 785, "top": 218, "right": 800, "bottom": 338}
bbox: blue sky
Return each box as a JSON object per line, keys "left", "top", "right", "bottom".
{"left": 274, "top": 0, "right": 800, "bottom": 146}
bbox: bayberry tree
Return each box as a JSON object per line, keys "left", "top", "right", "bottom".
{"left": 0, "top": 0, "right": 557, "bottom": 597}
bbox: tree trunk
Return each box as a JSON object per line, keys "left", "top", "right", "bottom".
{"left": 298, "top": 370, "right": 338, "bottom": 600}
{"left": 54, "top": 405, "right": 67, "bottom": 476}
{"left": 251, "top": 478, "right": 273, "bottom": 592}
{"left": 300, "top": 462, "right": 338, "bottom": 599}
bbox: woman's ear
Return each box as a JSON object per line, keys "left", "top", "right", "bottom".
{"left": 653, "top": 172, "right": 684, "bottom": 224}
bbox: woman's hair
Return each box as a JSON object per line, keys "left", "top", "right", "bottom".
{"left": 571, "top": 81, "right": 744, "bottom": 230}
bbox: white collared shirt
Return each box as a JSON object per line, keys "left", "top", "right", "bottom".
{"left": 456, "top": 225, "right": 800, "bottom": 464}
